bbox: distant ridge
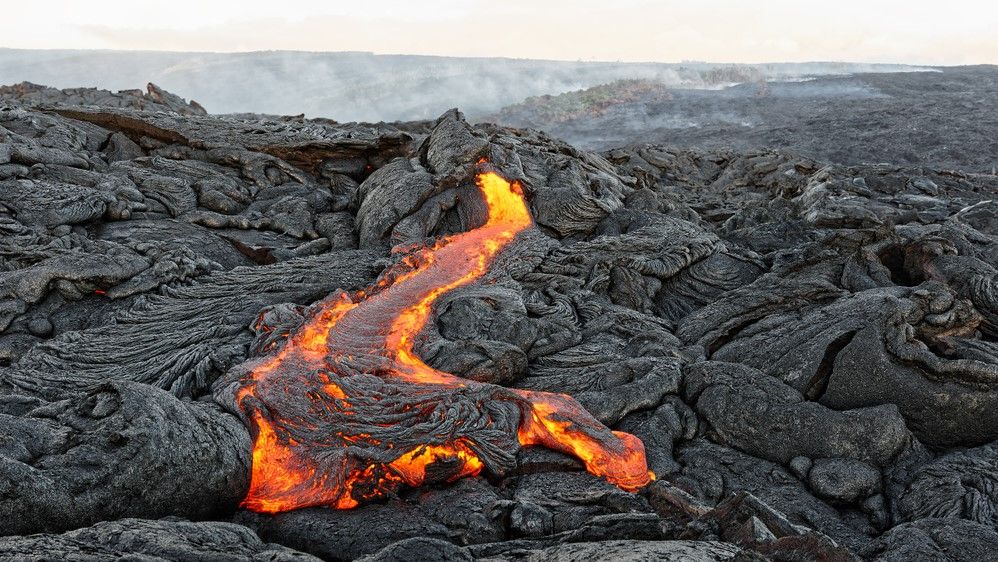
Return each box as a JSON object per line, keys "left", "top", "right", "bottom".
{"left": 0, "top": 48, "right": 927, "bottom": 121}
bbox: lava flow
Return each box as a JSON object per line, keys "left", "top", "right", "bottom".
{"left": 234, "top": 166, "right": 652, "bottom": 513}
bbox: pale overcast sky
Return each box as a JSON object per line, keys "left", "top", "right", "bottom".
{"left": 3, "top": 0, "right": 996, "bottom": 64}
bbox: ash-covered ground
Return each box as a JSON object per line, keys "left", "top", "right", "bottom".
{"left": 491, "top": 65, "right": 998, "bottom": 173}
{"left": 0, "top": 82, "right": 997, "bottom": 561}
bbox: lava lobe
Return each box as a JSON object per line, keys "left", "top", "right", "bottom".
{"left": 235, "top": 167, "right": 652, "bottom": 513}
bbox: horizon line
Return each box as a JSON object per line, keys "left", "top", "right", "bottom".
{"left": 2, "top": 46, "right": 992, "bottom": 68}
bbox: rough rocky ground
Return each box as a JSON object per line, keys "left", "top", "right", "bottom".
{"left": 1, "top": 83, "right": 997, "bottom": 561}
{"left": 492, "top": 65, "right": 998, "bottom": 173}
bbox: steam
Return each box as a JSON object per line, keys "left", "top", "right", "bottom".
{"left": 0, "top": 48, "right": 931, "bottom": 122}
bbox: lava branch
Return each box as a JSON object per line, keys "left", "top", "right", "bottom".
{"left": 234, "top": 167, "right": 653, "bottom": 513}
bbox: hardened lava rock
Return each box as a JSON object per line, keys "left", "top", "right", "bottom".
{"left": 0, "top": 84, "right": 996, "bottom": 561}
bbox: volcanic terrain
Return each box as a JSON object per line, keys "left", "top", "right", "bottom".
{"left": 490, "top": 65, "right": 998, "bottom": 172}
{"left": 0, "top": 82, "right": 997, "bottom": 561}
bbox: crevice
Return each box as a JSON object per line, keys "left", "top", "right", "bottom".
{"left": 805, "top": 330, "right": 857, "bottom": 401}
{"left": 877, "top": 244, "right": 925, "bottom": 287}
{"left": 220, "top": 235, "right": 278, "bottom": 265}
{"left": 705, "top": 315, "right": 765, "bottom": 358}
{"left": 96, "top": 131, "right": 113, "bottom": 153}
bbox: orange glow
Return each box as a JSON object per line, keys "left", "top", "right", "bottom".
{"left": 236, "top": 167, "right": 650, "bottom": 513}
{"left": 516, "top": 392, "right": 652, "bottom": 492}
{"left": 389, "top": 441, "right": 484, "bottom": 485}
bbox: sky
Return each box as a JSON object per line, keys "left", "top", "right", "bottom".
{"left": 3, "top": 0, "right": 996, "bottom": 65}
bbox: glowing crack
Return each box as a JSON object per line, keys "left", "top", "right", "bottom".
{"left": 236, "top": 167, "right": 652, "bottom": 513}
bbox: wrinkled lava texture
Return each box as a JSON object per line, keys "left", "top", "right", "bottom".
{"left": 1, "top": 81, "right": 997, "bottom": 562}
{"left": 236, "top": 169, "right": 649, "bottom": 513}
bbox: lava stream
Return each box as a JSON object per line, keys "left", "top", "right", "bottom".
{"left": 235, "top": 168, "right": 652, "bottom": 513}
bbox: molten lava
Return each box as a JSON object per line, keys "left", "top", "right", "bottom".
{"left": 235, "top": 167, "right": 651, "bottom": 513}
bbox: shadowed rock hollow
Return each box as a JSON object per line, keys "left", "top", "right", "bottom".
{"left": 1, "top": 83, "right": 997, "bottom": 561}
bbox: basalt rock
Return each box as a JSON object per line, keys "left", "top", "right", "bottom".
{"left": 895, "top": 441, "right": 998, "bottom": 527}
{"left": 862, "top": 518, "right": 998, "bottom": 562}
{"left": 0, "top": 380, "right": 250, "bottom": 536}
{"left": 1, "top": 87, "right": 996, "bottom": 561}
{"left": 0, "top": 518, "right": 318, "bottom": 562}
{"left": 0, "top": 81, "right": 207, "bottom": 115}
{"left": 470, "top": 539, "right": 745, "bottom": 561}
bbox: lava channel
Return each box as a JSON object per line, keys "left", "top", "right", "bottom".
{"left": 234, "top": 166, "right": 652, "bottom": 513}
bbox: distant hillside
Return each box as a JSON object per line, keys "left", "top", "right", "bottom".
{"left": 491, "top": 66, "right": 998, "bottom": 172}
{"left": 487, "top": 79, "right": 674, "bottom": 126}
{"left": 0, "top": 49, "right": 924, "bottom": 121}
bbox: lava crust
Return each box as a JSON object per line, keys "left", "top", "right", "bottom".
{"left": 1, "top": 83, "right": 997, "bottom": 562}
{"left": 232, "top": 169, "right": 650, "bottom": 512}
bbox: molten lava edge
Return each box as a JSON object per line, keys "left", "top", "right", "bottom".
{"left": 235, "top": 169, "right": 652, "bottom": 513}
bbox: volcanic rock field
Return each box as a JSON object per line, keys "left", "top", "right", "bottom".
{"left": 1, "top": 82, "right": 997, "bottom": 561}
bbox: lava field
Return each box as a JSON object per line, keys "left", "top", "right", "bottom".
{"left": 1, "top": 83, "right": 997, "bottom": 561}
{"left": 492, "top": 66, "right": 998, "bottom": 174}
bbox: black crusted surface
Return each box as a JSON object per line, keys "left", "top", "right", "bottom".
{"left": 1, "top": 84, "right": 996, "bottom": 561}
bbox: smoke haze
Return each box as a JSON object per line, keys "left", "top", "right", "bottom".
{"left": 0, "top": 49, "right": 930, "bottom": 121}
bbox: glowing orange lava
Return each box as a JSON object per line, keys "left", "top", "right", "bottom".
{"left": 235, "top": 166, "right": 651, "bottom": 513}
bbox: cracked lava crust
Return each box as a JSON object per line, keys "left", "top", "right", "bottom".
{"left": 233, "top": 166, "right": 653, "bottom": 513}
